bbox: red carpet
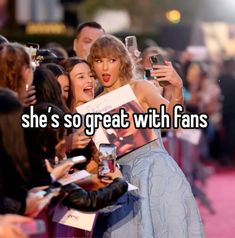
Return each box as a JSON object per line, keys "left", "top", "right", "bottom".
{"left": 198, "top": 167, "right": 235, "bottom": 238}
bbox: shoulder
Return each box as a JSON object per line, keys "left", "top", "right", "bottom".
{"left": 129, "top": 79, "right": 164, "bottom": 109}
{"left": 130, "top": 79, "right": 156, "bottom": 92}
{"left": 130, "top": 79, "right": 162, "bottom": 97}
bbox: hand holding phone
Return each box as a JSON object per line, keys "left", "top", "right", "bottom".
{"left": 50, "top": 160, "right": 75, "bottom": 180}
{"left": 125, "top": 36, "right": 141, "bottom": 58}
{"left": 100, "top": 166, "right": 123, "bottom": 184}
{"left": 35, "top": 181, "right": 61, "bottom": 197}
{"left": 98, "top": 143, "right": 117, "bottom": 179}
{"left": 19, "top": 85, "right": 36, "bottom": 107}
{"left": 56, "top": 156, "right": 87, "bottom": 167}
{"left": 149, "top": 54, "right": 170, "bottom": 87}
{"left": 65, "top": 130, "right": 91, "bottom": 151}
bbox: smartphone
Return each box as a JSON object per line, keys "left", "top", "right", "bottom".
{"left": 58, "top": 155, "right": 87, "bottom": 166}
{"left": 144, "top": 68, "right": 152, "bottom": 80}
{"left": 26, "top": 42, "right": 39, "bottom": 49}
{"left": 46, "top": 181, "right": 62, "bottom": 195}
{"left": 36, "top": 181, "right": 62, "bottom": 197}
{"left": 20, "top": 219, "right": 46, "bottom": 235}
{"left": 149, "top": 54, "right": 165, "bottom": 65}
{"left": 26, "top": 43, "right": 39, "bottom": 55}
{"left": 149, "top": 54, "right": 170, "bottom": 86}
{"left": 98, "top": 143, "right": 117, "bottom": 179}
{"left": 125, "top": 35, "right": 140, "bottom": 58}
{"left": 26, "top": 43, "right": 39, "bottom": 64}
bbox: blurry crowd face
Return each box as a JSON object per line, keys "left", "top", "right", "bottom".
{"left": 93, "top": 57, "right": 122, "bottom": 91}
{"left": 69, "top": 62, "right": 95, "bottom": 106}
{"left": 187, "top": 63, "right": 202, "bottom": 85}
{"left": 57, "top": 74, "right": 70, "bottom": 101}
{"left": 73, "top": 26, "right": 104, "bottom": 60}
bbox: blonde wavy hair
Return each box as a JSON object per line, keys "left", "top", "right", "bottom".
{"left": 87, "top": 34, "right": 134, "bottom": 82}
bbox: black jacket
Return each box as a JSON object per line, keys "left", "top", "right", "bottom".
{"left": 61, "top": 178, "right": 128, "bottom": 211}
{"left": 0, "top": 148, "right": 28, "bottom": 214}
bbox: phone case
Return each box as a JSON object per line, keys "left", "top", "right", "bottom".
{"left": 98, "top": 143, "right": 116, "bottom": 178}
{"left": 149, "top": 54, "right": 165, "bottom": 65}
{"left": 149, "top": 54, "right": 170, "bottom": 86}
{"left": 125, "top": 36, "right": 140, "bottom": 58}
{"left": 26, "top": 43, "right": 40, "bottom": 49}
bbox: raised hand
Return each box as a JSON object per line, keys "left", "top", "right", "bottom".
{"left": 19, "top": 85, "right": 36, "bottom": 107}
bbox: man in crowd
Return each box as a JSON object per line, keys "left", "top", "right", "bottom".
{"left": 73, "top": 21, "right": 105, "bottom": 60}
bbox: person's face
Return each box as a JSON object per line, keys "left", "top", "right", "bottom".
{"left": 187, "top": 64, "right": 202, "bottom": 85}
{"left": 70, "top": 63, "right": 95, "bottom": 106}
{"left": 57, "top": 74, "right": 70, "bottom": 101}
{"left": 73, "top": 26, "right": 104, "bottom": 60}
{"left": 92, "top": 56, "right": 122, "bottom": 91}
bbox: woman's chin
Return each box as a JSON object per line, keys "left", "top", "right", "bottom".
{"left": 83, "top": 94, "right": 94, "bottom": 102}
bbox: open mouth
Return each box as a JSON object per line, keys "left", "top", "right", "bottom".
{"left": 102, "top": 73, "right": 111, "bottom": 83}
{"left": 83, "top": 86, "right": 93, "bottom": 96}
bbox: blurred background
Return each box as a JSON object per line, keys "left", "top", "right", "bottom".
{"left": 1, "top": 0, "right": 235, "bottom": 56}
{"left": 1, "top": 1, "right": 235, "bottom": 237}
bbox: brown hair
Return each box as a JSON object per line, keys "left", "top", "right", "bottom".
{"left": 59, "top": 57, "right": 89, "bottom": 73}
{"left": 87, "top": 34, "right": 134, "bottom": 82}
{"left": 0, "top": 43, "right": 31, "bottom": 94}
{"left": 59, "top": 57, "right": 91, "bottom": 110}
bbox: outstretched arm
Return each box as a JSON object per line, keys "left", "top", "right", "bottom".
{"left": 137, "top": 61, "right": 183, "bottom": 118}
{"left": 62, "top": 178, "right": 128, "bottom": 211}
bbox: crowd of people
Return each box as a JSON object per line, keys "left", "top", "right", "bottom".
{"left": 0, "top": 20, "right": 234, "bottom": 238}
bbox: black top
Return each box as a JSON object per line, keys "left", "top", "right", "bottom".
{"left": 62, "top": 178, "right": 128, "bottom": 211}
{"left": 0, "top": 147, "right": 28, "bottom": 214}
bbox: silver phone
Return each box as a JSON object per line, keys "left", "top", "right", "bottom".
{"left": 125, "top": 36, "right": 140, "bottom": 58}
{"left": 57, "top": 155, "right": 87, "bottom": 166}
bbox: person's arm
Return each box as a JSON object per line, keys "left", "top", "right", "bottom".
{"left": 61, "top": 178, "right": 128, "bottom": 211}
{"left": 151, "top": 61, "right": 184, "bottom": 114}
{"left": 65, "top": 128, "right": 92, "bottom": 152}
{"left": 136, "top": 62, "right": 183, "bottom": 118}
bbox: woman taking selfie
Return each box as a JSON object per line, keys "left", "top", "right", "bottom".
{"left": 88, "top": 34, "right": 204, "bottom": 238}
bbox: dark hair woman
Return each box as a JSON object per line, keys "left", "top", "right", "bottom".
{"left": 0, "top": 88, "right": 30, "bottom": 214}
